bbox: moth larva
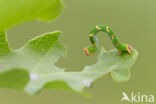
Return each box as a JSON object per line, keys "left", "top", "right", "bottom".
{"left": 84, "top": 25, "right": 132, "bottom": 56}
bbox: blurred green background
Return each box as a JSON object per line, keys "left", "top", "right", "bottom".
{"left": 0, "top": 0, "right": 155, "bottom": 104}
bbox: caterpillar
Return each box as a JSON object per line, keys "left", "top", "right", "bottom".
{"left": 84, "top": 25, "right": 132, "bottom": 56}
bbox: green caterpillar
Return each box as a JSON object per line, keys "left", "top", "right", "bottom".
{"left": 84, "top": 25, "right": 132, "bottom": 56}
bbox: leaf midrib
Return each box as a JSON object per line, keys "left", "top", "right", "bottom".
{"left": 31, "top": 39, "right": 58, "bottom": 73}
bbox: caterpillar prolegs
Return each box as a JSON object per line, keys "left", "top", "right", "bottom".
{"left": 84, "top": 25, "right": 132, "bottom": 56}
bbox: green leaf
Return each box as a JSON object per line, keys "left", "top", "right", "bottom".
{"left": 0, "top": 31, "right": 138, "bottom": 95}
{"left": 0, "top": 31, "right": 10, "bottom": 56}
{"left": 84, "top": 48, "right": 138, "bottom": 82}
{"left": 0, "top": 68, "right": 30, "bottom": 90}
{"left": 0, "top": 0, "right": 64, "bottom": 29}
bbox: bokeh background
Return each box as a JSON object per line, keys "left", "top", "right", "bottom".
{"left": 0, "top": 0, "right": 156, "bottom": 104}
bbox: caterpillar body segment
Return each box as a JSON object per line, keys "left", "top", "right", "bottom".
{"left": 84, "top": 25, "right": 132, "bottom": 56}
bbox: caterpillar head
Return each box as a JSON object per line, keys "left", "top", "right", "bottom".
{"left": 84, "top": 48, "right": 90, "bottom": 56}
{"left": 84, "top": 46, "right": 97, "bottom": 56}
